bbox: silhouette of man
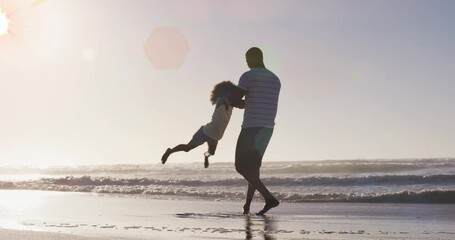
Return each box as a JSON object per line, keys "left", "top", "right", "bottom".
{"left": 229, "top": 47, "right": 281, "bottom": 215}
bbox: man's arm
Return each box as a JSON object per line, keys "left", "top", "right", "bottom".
{"left": 226, "top": 86, "right": 246, "bottom": 109}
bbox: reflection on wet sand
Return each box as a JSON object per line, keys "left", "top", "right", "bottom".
{"left": 244, "top": 215, "right": 276, "bottom": 240}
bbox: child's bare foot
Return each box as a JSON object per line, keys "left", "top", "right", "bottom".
{"left": 161, "top": 148, "right": 171, "bottom": 164}
{"left": 256, "top": 199, "right": 279, "bottom": 216}
{"left": 204, "top": 156, "right": 209, "bottom": 168}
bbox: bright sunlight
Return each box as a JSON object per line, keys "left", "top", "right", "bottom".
{"left": 0, "top": 8, "right": 9, "bottom": 36}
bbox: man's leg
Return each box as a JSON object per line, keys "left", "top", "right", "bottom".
{"left": 235, "top": 127, "right": 278, "bottom": 215}
{"left": 236, "top": 165, "right": 279, "bottom": 215}
{"left": 237, "top": 165, "right": 275, "bottom": 202}
{"left": 243, "top": 183, "right": 255, "bottom": 214}
{"left": 243, "top": 167, "right": 259, "bottom": 214}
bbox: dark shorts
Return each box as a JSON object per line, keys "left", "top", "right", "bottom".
{"left": 235, "top": 127, "right": 273, "bottom": 170}
{"left": 189, "top": 126, "right": 218, "bottom": 155}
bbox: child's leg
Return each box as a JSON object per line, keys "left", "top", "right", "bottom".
{"left": 162, "top": 142, "right": 198, "bottom": 164}
{"left": 204, "top": 155, "right": 210, "bottom": 169}
{"left": 203, "top": 140, "right": 218, "bottom": 168}
{"left": 162, "top": 127, "right": 206, "bottom": 164}
{"left": 170, "top": 143, "right": 196, "bottom": 153}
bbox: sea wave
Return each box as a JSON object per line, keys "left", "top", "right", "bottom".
{"left": 1, "top": 174, "right": 454, "bottom": 203}
{"left": 1, "top": 159, "right": 453, "bottom": 204}
{"left": 261, "top": 158, "right": 455, "bottom": 174}
{"left": 7, "top": 174, "right": 453, "bottom": 187}
{"left": 1, "top": 158, "right": 453, "bottom": 176}
{"left": 282, "top": 190, "right": 455, "bottom": 203}
{"left": 1, "top": 179, "right": 453, "bottom": 203}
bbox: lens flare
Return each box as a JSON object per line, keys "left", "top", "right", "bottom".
{"left": 144, "top": 27, "right": 190, "bottom": 70}
{"left": 0, "top": 8, "right": 9, "bottom": 36}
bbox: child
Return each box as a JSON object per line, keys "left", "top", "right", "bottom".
{"left": 161, "top": 81, "right": 236, "bottom": 168}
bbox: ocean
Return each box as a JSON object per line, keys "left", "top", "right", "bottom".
{"left": 1, "top": 159, "right": 454, "bottom": 203}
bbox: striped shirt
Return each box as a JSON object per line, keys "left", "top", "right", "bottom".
{"left": 238, "top": 68, "right": 281, "bottom": 128}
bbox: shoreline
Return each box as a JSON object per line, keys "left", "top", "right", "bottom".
{"left": 0, "top": 190, "right": 454, "bottom": 239}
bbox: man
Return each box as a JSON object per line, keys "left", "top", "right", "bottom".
{"left": 229, "top": 47, "right": 281, "bottom": 215}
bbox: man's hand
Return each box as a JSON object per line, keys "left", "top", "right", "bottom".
{"left": 237, "top": 100, "right": 245, "bottom": 109}
{"left": 227, "top": 86, "right": 246, "bottom": 109}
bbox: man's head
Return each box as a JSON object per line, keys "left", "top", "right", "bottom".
{"left": 245, "top": 47, "right": 265, "bottom": 69}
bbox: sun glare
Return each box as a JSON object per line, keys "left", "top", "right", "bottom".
{"left": 0, "top": 8, "right": 9, "bottom": 36}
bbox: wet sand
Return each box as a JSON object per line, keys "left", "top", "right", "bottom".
{"left": 0, "top": 190, "right": 454, "bottom": 239}
{"left": 0, "top": 228, "right": 105, "bottom": 240}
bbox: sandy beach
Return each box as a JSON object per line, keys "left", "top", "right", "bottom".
{"left": 0, "top": 228, "right": 103, "bottom": 240}
{"left": 0, "top": 190, "right": 454, "bottom": 239}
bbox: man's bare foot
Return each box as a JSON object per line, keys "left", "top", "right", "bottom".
{"left": 161, "top": 148, "right": 171, "bottom": 164}
{"left": 256, "top": 199, "right": 279, "bottom": 216}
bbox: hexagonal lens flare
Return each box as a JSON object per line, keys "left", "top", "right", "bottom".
{"left": 144, "top": 27, "right": 190, "bottom": 70}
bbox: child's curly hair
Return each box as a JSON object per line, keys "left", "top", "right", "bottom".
{"left": 210, "top": 81, "right": 236, "bottom": 105}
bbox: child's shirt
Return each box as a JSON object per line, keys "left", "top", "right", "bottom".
{"left": 202, "top": 98, "right": 233, "bottom": 141}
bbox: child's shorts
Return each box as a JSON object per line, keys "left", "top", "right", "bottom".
{"left": 189, "top": 126, "right": 218, "bottom": 155}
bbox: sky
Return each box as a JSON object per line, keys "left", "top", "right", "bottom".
{"left": 0, "top": 0, "right": 454, "bottom": 167}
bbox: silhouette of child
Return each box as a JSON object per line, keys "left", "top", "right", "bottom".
{"left": 161, "top": 81, "right": 237, "bottom": 168}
